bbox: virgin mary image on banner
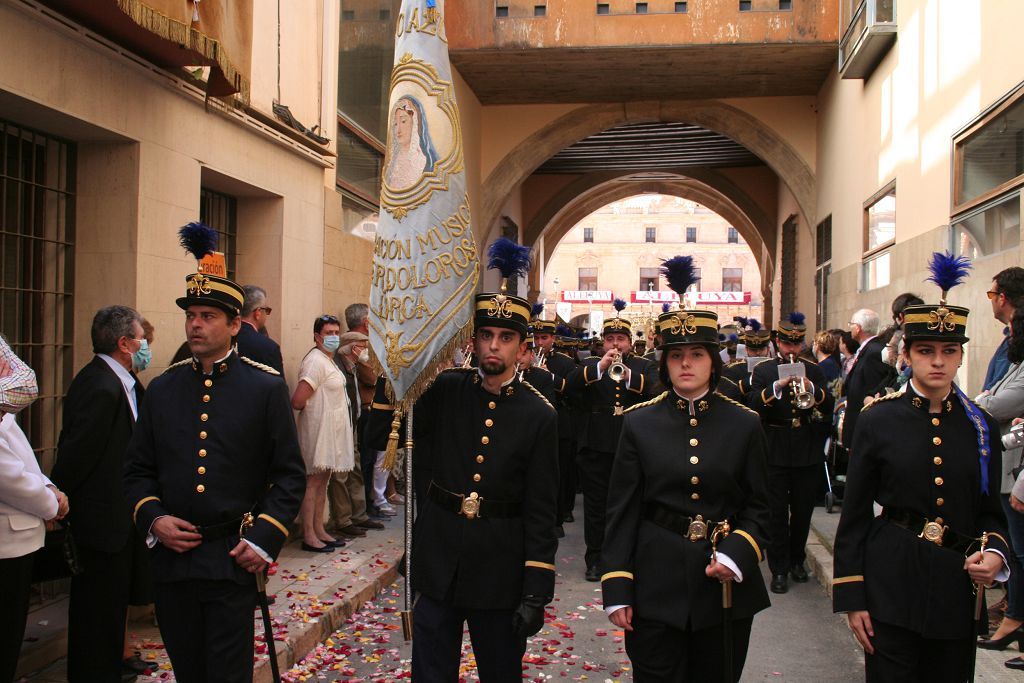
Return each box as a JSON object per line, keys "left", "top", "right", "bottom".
{"left": 386, "top": 95, "right": 440, "bottom": 190}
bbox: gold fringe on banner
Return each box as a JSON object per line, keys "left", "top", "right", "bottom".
{"left": 373, "top": 319, "right": 475, "bottom": 472}
{"left": 114, "top": 0, "right": 250, "bottom": 104}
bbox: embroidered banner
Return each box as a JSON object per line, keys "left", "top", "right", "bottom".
{"left": 369, "top": 0, "right": 479, "bottom": 407}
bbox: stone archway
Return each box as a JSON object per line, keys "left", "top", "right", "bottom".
{"left": 479, "top": 100, "right": 815, "bottom": 252}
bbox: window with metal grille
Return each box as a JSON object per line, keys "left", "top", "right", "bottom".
{"left": 583, "top": 227, "right": 594, "bottom": 243}
{"left": 686, "top": 226, "right": 697, "bottom": 243}
{"left": 728, "top": 227, "right": 739, "bottom": 244}
{"left": 722, "top": 268, "right": 743, "bottom": 292}
{"left": 199, "top": 188, "right": 238, "bottom": 281}
{"left": 0, "top": 119, "right": 75, "bottom": 470}
{"left": 645, "top": 226, "right": 656, "bottom": 243}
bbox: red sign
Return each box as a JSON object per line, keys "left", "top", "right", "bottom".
{"left": 560, "top": 290, "right": 613, "bottom": 304}
{"left": 631, "top": 291, "right": 750, "bottom": 305}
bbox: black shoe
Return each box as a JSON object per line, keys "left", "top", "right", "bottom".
{"left": 770, "top": 573, "right": 788, "bottom": 594}
{"left": 322, "top": 538, "right": 347, "bottom": 548}
{"left": 301, "top": 542, "right": 335, "bottom": 553}
{"left": 555, "top": 525, "right": 565, "bottom": 538}
{"left": 789, "top": 563, "right": 809, "bottom": 583}
{"left": 336, "top": 524, "right": 367, "bottom": 538}
{"left": 122, "top": 655, "right": 151, "bottom": 675}
{"left": 585, "top": 566, "right": 600, "bottom": 582}
{"left": 356, "top": 519, "right": 385, "bottom": 530}
{"left": 979, "top": 624, "right": 1024, "bottom": 650}
{"left": 564, "top": 512, "right": 574, "bottom": 523}
{"left": 1005, "top": 656, "right": 1024, "bottom": 670}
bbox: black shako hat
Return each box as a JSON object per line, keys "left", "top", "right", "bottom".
{"left": 902, "top": 252, "right": 971, "bottom": 344}
{"left": 174, "top": 222, "right": 244, "bottom": 316}
{"left": 474, "top": 238, "right": 531, "bottom": 337}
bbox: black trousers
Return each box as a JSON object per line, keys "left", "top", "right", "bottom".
{"left": 766, "top": 463, "right": 821, "bottom": 575}
{"left": 625, "top": 615, "right": 753, "bottom": 683}
{"left": 0, "top": 552, "right": 35, "bottom": 683}
{"left": 412, "top": 593, "right": 525, "bottom": 682}
{"left": 557, "top": 437, "right": 578, "bottom": 520}
{"left": 67, "top": 540, "right": 135, "bottom": 682}
{"left": 865, "top": 619, "right": 972, "bottom": 682}
{"left": 576, "top": 446, "right": 614, "bottom": 568}
{"left": 357, "top": 413, "right": 377, "bottom": 512}
{"left": 153, "top": 579, "right": 257, "bottom": 683}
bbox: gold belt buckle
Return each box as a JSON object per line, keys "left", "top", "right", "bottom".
{"left": 460, "top": 492, "right": 481, "bottom": 520}
{"left": 686, "top": 514, "right": 708, "bottom": 542}
{"left": 791, "top": 418, "right": 801, "bottom": 428}
{"left": 613, "top": 406, "right": 624, "bottom": 416}
{"left": 919, "top": 520, "right": 946, "bottom": 546}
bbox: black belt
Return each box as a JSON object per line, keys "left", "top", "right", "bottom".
{"left": 643, "top": 504, "right": 724, "bottom": 542}
{"left": 427, "top": 481, "right": 521, "bottom": 520}
{"left": 767, "top": 417, "right": 805, "bottom": 428}
{"left": 196, "top": 515, "right": 248, "bottom": 542}
{"left": 881, "top": 508, "right": 979, "bottom": 553}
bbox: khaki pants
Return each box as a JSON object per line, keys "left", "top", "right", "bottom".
{"left": 327, "top": 467, "right": 367, "bottom": 528}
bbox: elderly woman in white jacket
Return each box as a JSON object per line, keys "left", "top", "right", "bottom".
{"left": 0, "top": 340, "right": 68, "bottom": 681}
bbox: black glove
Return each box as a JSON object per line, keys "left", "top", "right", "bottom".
{"left": 512, "top": 595, "right": 548, "bottom": 640}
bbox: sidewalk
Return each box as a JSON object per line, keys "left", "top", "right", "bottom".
{"left": 18, "top": 513, "right": 405, "bottom": 683}
{"left": 806, "top": 506, "right": 1019, "bottom": 680}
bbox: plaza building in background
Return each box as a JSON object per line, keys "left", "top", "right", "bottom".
{"left": 542, "top": 194, "right": 763, "bottom": 336}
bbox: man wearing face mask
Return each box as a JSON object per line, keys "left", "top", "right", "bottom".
{"left": 51, "top": 305, "right": 151, "bottom": 682}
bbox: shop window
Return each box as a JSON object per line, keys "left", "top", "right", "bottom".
{"left": 579, "top": 267, "right": 598, "bottom": 290}
{"left": 722, "top": 268, "right": 743, "bottom": 292}
{"left": 0, "top": 119, "right": 75, "bottom": 470}
{"left": 639, "top": 267, "right": 659, "bottom": 292}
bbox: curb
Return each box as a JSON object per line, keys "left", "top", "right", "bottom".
{"left": 253, "top": 540, "right": 404, "bottom": 683}
{"left": 806, "top": 521, "right": 835, "bottom": 599}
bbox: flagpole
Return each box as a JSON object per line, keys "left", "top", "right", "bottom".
{"left": 401, "top": 405, "right": 415, "bottom": 641}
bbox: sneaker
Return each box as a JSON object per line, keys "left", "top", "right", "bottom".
{"left": 378, "top": 503, "right": 398, "bottom": 516}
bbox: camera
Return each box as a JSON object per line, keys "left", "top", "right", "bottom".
{"left": 1002, "top": 422, "right": 1024, "bottom": 450}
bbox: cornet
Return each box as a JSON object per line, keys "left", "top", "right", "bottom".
{"left": 607, "top": 350, "right": 627, "bottom": 382}
{"left": 789, "top": 355, "right": 815, "bottom": 409}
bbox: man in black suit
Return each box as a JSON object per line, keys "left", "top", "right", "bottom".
{"left": 566, "top": 315, "right": 658, "bottom": 580}
{"left": 51, "top": 305, "right": 148, "bottom": 682}
{"left": 841, "top": 308, "right": 890, "bottom": 450}
{"left": 235, "top": 285, "right": 284, "bottom": 374}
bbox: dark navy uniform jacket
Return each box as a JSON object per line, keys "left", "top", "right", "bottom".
{"left": 124, "top": 352, "right": 306, "bottom": 585}
{"left": 832, "top": 384, "right": 1008, "bottom": 639}
{"left": 566, "top": 354, "right": 659, "bottom": 453}
{"left": 748, "top": 357, "right": 834, "bottom": 468}
{"left": 411, "top": 368, "right": 559, "bottom": 609}
{"left": 544, "top": 350, "right": 578, "bottom": 439}
{"left": 601, "top": 390, "right": 771, "bottom": 631}
{"left": 235, "top": 322, "right": 284, "bottom": 375}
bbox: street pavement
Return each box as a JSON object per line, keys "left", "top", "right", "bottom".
{"left": 284, "top": 497, "right": 864, "bottom": 682}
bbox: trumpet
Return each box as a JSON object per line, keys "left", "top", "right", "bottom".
{"left": 789, "top": 355, "right": 815, "bottom": 409}
{"left": 607, "top": 350, "right": 627, "bottom": 382}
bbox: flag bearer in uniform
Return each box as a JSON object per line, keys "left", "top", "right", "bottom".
{"left": 602, "top": 255, "right": 771, "bottom": 682}
{"left": 833, "top": 253, "right": 1009, "bottom": 682}
{"left": 567, "top": 297, "right": 658, "bottom": 581}
{"left": 748, "top": 312, "right": 834, "bottom": 594}
{"left": 123, "top": 224, "right": 305, "bottom": 683}
{"left": 410, "top": 239, "right": 559, "bottom": 683}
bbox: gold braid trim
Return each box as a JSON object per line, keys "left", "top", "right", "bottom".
{"left": 241, "top": 356, "right": 281, "bottom": 376}
{"left": 716, "top": 393, "right": 759, "bottom": 417}
{"left": 861, "top": 391, "right": 901, "bottom": 413}
{"left": 623, "top": 391, "right": 668, "bottom": 414}
{"left": 163, "top": 358, "right": 192, "bottom": 374}
{"left": 521, "top": 380, "right": 555, "bottom": 412}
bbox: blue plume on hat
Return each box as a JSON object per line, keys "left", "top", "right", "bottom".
{"left": 925, "top": 251, "right": 972, "bottom": 302}
{"left": 718, "top": 333, "right": 726, "bottom": 341}
{"left": 749, "top": 318, "right": 762, "bottom": 332}
{"left": 660, "top": 256, "right": 700, "bottom": 296}
{"left": 728, "top": 333, "right": 739, "bottom": 343}
{"left": 788, "top": 311, "right": 806, "bottom": 326}
{"left": 486, "top": 237, "right": 532, "bottom": 281}
{"left": 578, "top": 329, "right": 588, "bottom": 339}
{"left": 531, "top": 302, "right": 544, "bottom": 318}
{"left": 661, "top": 303, "right": 671, "bottom": 313}
{"left": 613, "top": 298, "right": 627, "bottom": 313}
{"left": 179, "top": 222, "right": 218, "bottom": 261}
{"left": 555, "top": 323, "right": 572, "bottom": 337}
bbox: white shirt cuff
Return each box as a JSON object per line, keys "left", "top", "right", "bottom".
{"left": 145, "top": 515, "right": 166, "bottom": 548}
{"left": 605, "top": 604, "right": 628, "bottom": 615}
{"left": 244, "top": 539, "right": 273, "bottom": 563}
{"left": 772, "top": 381, "right": 784, "bottom": 400}
{"left": 986, "top": 549, "right": 1011, "bottom": 582}
{"left": 716, "top": 552, "right": 743, "bottom": 582}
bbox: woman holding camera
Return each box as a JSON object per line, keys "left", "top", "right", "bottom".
{"left": 975, "top": 306, "right": 1024, "bottom": 664}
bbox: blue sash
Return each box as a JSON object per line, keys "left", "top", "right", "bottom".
{"left": 953, "top": 384, "right": 991, "bottom": 494}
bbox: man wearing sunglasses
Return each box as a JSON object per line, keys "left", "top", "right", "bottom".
{"left": 983, "top": 268, "right": 1024, "bottom": 391}
{"left": 236, "top": 285, "right": 283, "bottom": 375}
